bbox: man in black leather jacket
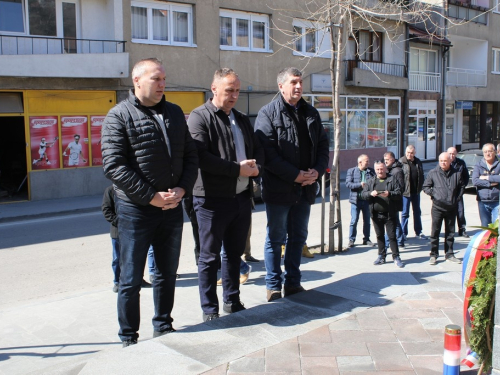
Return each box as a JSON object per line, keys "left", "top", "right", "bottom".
{"left": 101, "top": 58, "right": 198, "bottom": 347}
{"left": 423, "top": 152, "right": 464, "bottom": 265}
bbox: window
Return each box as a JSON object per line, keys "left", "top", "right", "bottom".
{"left": 131, "top": 1, "right": 194, "bottom": 46}
{"left": 348, "top": 30, "right": 382, "bottom": 62}
{"left": 410, "top": 48, "right": 437, "bottom": 73}
{"left": 0, "top": 0, "right": 78, "bottom": 37}
{"left": 492, "top": 48, "right": 500, "bottom": 74}
{"left": 292, "top": 19, "right": 331, "bottom": 58}
{"left": 219, "top": 10, "right": 269, "bottom": 52}
{"left": 448, "top": 4, "right": 487, "bottom": 24}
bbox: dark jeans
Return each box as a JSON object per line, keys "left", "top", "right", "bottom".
{"left": 372, "top": 212, "right": 399, "bottom": 258}
{"left": 456, "top": 197, "right": 466, "bottom": 230}
{"left": 116, "top": 198, "right": 183, "bottom": 341}
{"left": 430, "top": 205, "right": 456, "bottom": 258}
{"left": 348, "top": 199, "right": 370, "bottom": 242}
{"left": 112, "top": 238, "right": 155, "bottom": 284}
{"left": 401, "top": 193, "right": 423, "bottom": 237}
{"left": 182, "top": 196, "right": 200, "bottom": 265}
{"left": 264, "top": 195, "right": 311, "bottom": 291}
{"left": 194, "top": 191, "right": 252, "bottom": 314}
{"left": 384, "top": 215, "right": 404, "bottom": 248}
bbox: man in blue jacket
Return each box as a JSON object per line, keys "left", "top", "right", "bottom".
{"left": 472, "top": 143, "right": 500, "bottom": 226}
{"left": 101, "top": 58, "right": 198, "bottom": 347}
{"left": 255, "top": 67, "right": 329, "bottom": 302}
{"left": 346, "top": 154, "right": 376, "bottom": 248}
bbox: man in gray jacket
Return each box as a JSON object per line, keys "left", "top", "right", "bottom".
{"left": 101, "top": 58, "right": 198, "bottom": 346}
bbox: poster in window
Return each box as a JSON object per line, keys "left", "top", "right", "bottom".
{"left": 30, "top": 116, "right": 60, "bottom": 170}
{"left": 90, "top": 116, "right": 105, "bottom": 166}
{"left": 61, "top": 116, "right": 89, "bottom": 168}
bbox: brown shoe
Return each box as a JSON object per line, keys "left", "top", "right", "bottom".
{"left": 281, "top": 244, "right": 285, "bottom": 258}
{"left": 267, "top": 289, "right": 282, "bottom": 302}
{"left": 216, "top": 278, "right": 222, "bottom": 286}
{"left": 284, "top": 285, "right": 306, "bottom": 297}
{"left": 302, "top": 244, "right": 314, "bottom": 258}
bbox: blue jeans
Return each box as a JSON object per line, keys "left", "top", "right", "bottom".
{"left": 194, "top": 191, "right": 252, "bottom": 314}
{"left": 115, "top": 198, "right": 183, "bottom": 341}
{"left": 401, "top": 193, "right": 423, "bottom": 237}
{"left": 112, "top": 240, "right": 156, "bottom": 284}
{"left": 348, "top": 200, "right": 370, "bottom": 242}
{"left": 384, "top": 216, "right": 404, "bottom": 248}
{"left": 264, "top": 196, "right": 311, "bottom": 291}
{"left": 478, "top": 201, "right": 499, "bottom": 227}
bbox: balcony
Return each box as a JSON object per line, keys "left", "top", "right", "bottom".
{"left": 447, "top": 67, "right": 486, "bottom": 87}
{"left": 409, "top": 71, "right": 441, "bottom": 92}
{"left": 0, "top": 35, "right": 129, "bottom": 78}
{"left": 344, "top": 60, "right": 408, "bottom": 90}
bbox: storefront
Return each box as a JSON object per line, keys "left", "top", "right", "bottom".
{"left": 408, "top": 100, "right": 437, "bottom": 160}
{"left": 0, "top": 90, "right": 204, "bottom": 202}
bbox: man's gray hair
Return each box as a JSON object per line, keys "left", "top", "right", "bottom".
{"left": 483, "top": 143, "right": 495, "bottom": 152}
{"left": 277, "top": 67, "right": 302, "bottom": 85}
{"left": 213, "top": 68, "right": 238, "bottom": 84}
{"left": 357, "top": 154, "right": 368, "bottom": 162}
{"left": 132, "top": 58, "right": 162, "bottom": 79}
{"left": 406, "top": 145, "right": 416, "bottom": 152}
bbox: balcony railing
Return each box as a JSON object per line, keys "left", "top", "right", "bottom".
{"left": 0, "top": 34, "right": 126, "bottom": 55}
{"left": 409, "top": 71, "right": 441, "bottom": 92}
{"left": 447, "top": 67, "right": 486, "bottom": 87}
{"left": 344, "top": 60, "right": 407, "bottom": 81}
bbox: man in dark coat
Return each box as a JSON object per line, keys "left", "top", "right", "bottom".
{"left": 423, "top": 152, "right": 464, "bottom": 265}
{"left": 383, "top": 151, "right": 405, "bottom": 249}
{"left": 361, "top": 160, "right": 404, "bottom": 268}
{"left": 255, "top": 67, "right": 329, "bottom": 302}
{"left": 187, "top": 68, "right": 263, "bottom": 322}
{"left": 447, "top": 147, "right": 470, "bottom": 237}
{"left": 101, "top": 58, "right": 198, "bottom": 346}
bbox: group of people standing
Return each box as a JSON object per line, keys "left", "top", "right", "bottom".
{"left": 347, "top": 143, "right": 500, "bottom": 268}
{"left": 100, "top": 59, "right": 329, "bottom": 347}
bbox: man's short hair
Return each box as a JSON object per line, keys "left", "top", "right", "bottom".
{"left": 374, "top": 160, "right": 385, "bottom": 168}
{"left": 384, "top": 151, "right": 395, "bottom": 159}
{"left": 406, "top": 145, "right": 415, "bottom": 152}
{"left": 357, "top": 154, "right": 368, "bottom": 162}
{"left": 74, "top": 134, "right": 80, "bottom": 139}
{"left": 483, "top": 143, "right": 495, "bottom": 152}
{"left": 132, "top": 58, "right": 162, "bottom": 80}
{"left": 277, "top": 67, "right": 302, "bottom": 85}
{"left": 213, "top": 68, "right": 238, "bottom": 84}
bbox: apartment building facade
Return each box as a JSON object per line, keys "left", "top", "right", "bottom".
{"left": 0, "top": 0, "right": 497, "bottom": 201}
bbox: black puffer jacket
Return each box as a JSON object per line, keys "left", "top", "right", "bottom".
{"left": 422, "top": 166, "right": 464, "bottom": 210}
{"left": 101, "top": 90, "right": 198, "bottom": 206}
{"left": 187, "top": 100, "right": 264, "bottom": 197}
{"left": 254, "top": 96, "right": 330, "bottom": 205}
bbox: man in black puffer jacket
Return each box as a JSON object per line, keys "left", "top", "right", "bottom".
{"left": 255, "top": 67, "right": 329, "bottom": 302}
{"left": 423, "top": 152, "right": 464, "bottom": 265}
{"left": 101, "top": 58, "right": 198, "bottom": 347}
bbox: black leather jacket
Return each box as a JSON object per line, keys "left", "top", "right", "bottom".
{"left": 423, "top": 166, "right": 464, "bottom": 210}
{"left": 101, "top": 90, "right": 198, "bottom": 206}
{"left": 399, "top": 155, "right": 424, "bottom": 197}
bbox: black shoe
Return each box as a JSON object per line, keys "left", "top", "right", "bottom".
{"left": 347, "top": 240, "right": 355, "bottom": 248}
{"left": 283, "top": 285, "right": 306, "bottom": 297}
{"left": 122, "top": 339, "right": 138, "bottom": 348}
{"left": 459, "top": 229, "right": 469, "bottom": 238}
{"left": 394, "top": 256, "right": 404, "bottom": 268}
{"left": 153, "top": 327, "right": 176, "bottom": 338}
{"left": 203, "top": 313, "right": 220, "bottom": 322}
{"left": 363, "top": 240, "right": 374, "bottom": 246}
{"left": 244, "top": 255, "right": 260, "bottom": 263}
{"left": 373, "top": 255, "right": 386, "bottom": 265}
{"left": 223, "top": 300, "right": 246, "bottom": 314}
{"left": 141, "top": 279, "right": 152, "bottom": 288}
{"left": 112, "top": 283, "right": 118, "bottom": 293}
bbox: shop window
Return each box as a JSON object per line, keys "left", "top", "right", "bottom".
{"left": 292, "top": 19, "right": 331, "bottom": 58}
{"left": 132, "top": 1, "right": 194, "bottom": 46}
{"left": 219, "top": 10, "right": 269, "bottom": 52}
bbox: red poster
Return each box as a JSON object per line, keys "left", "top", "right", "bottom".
{"left": 61, "top": 116, "right": 89, "bottom": 168}
{"left": 90, "top": 116, "right": 105, "bottom": 166}
{"left": 30, "top": 116, "right": 60, "bottom": 170}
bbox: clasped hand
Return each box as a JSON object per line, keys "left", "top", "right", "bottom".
{"left": 240, "top": 159, "right": 259, "bottom": 177}
{"left": 295, "top": 169, "right": 319, "bottom": 186}
{"left": 149, "top": 187, "right": 185, "bottom": 210}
